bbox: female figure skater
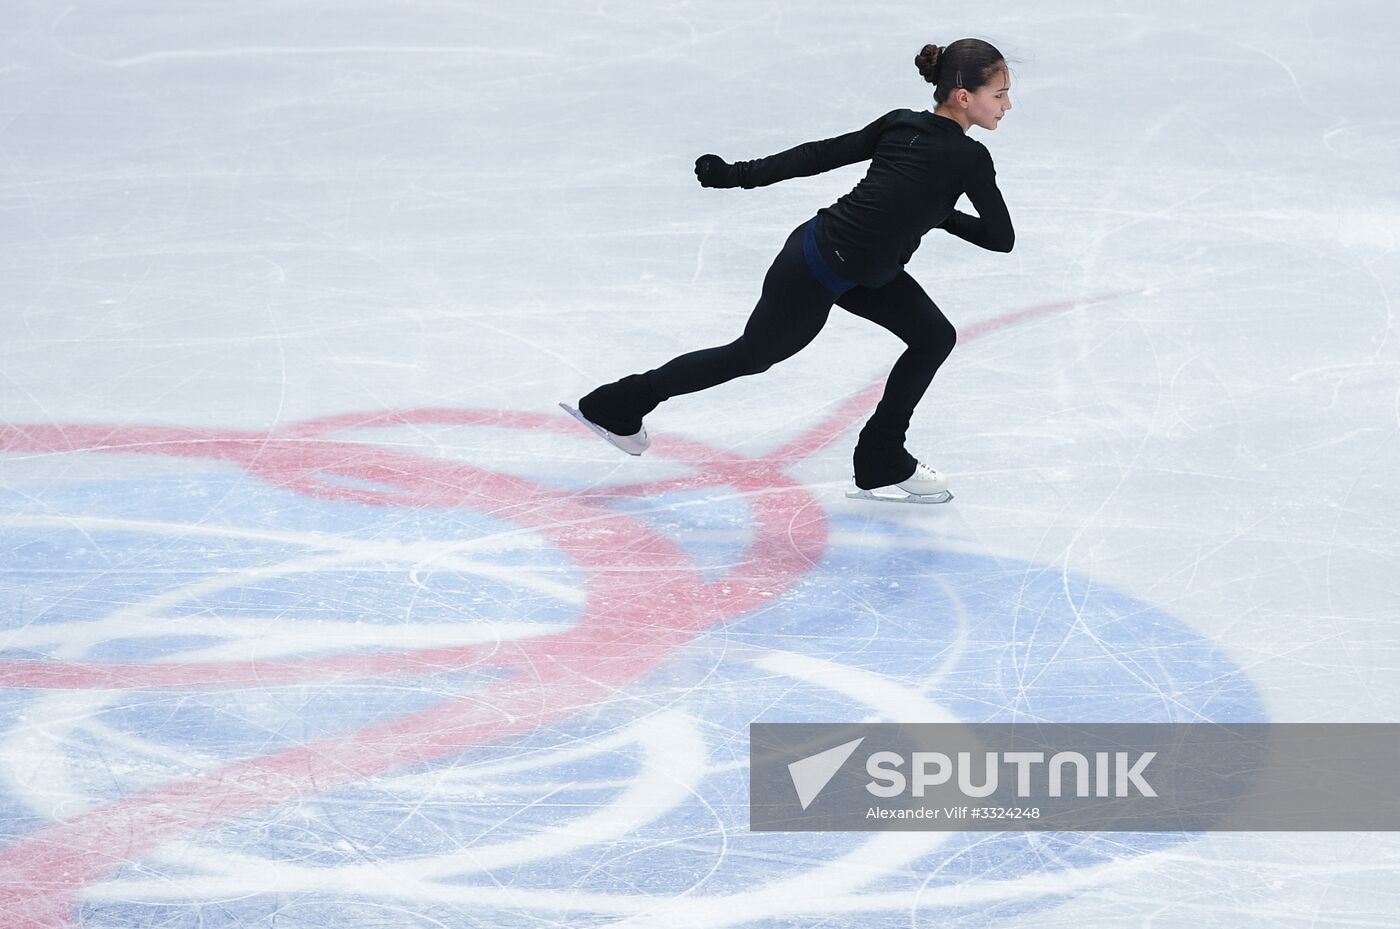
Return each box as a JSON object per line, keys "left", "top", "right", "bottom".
{"left": 563, "top": 39, "right": 1014, "bottom": 503}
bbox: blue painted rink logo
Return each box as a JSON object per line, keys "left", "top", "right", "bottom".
{"left": 0, "top": 474, "right": 1264, "bottom": 928}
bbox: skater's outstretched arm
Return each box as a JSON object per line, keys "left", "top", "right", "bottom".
{"left": 693, "top": 110, "right": 896, "bottom": 190}
{"left": 937, "top": 143, "right": 1015, "bottom": 253}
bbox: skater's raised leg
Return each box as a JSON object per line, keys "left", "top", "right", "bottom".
{"left": 572, "top": 220, "right": 839, "bottom": 450}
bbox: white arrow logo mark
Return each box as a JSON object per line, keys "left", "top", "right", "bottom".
{"left": 787, "top": 737, "right": 865, "bottom": 810}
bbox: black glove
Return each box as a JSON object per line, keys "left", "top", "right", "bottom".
{"left": 694, "top": 153, "right": 739, "bottom": 189}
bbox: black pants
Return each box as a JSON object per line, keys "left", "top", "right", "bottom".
{"left": 582, "top": 219, "right": 957, "bottom": 489}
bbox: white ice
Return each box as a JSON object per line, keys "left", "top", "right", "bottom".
{"left": 1, "top": 1, "right": 1398, "bottom": 927}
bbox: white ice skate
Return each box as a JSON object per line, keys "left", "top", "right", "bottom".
{"left": 559, "top": 402, "right": 650, "bottom": 456}
{"left": 846, "top": 461, "right": 952, "bottom": 505}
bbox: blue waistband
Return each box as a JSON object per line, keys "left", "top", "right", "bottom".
{"left": 802, "top": 216, "right": 856, "bottom": 296}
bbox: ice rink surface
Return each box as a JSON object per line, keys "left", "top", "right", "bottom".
{"left": 2, "top": 1, "right": 1398, "bottom": 926}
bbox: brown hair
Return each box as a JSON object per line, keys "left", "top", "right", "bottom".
{"left": 915, "top": 39, "right": 1007, "bottom": 105}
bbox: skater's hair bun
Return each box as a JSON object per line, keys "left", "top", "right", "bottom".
{"left": 915, "top": 44, "right": 944, "bottom": 84}
{"left": 915, "top": 39, "right": 1008, "bottom": 105}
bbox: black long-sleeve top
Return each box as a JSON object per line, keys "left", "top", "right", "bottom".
{"left": 732, "top": 109, "right": 1014, "bottom": 287}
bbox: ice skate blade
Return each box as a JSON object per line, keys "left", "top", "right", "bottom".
{"left": 559, "top": 402, "right": 649, "bottom": 456}
{"left": 846, "top": 487, "right": 954, "bottom": 505}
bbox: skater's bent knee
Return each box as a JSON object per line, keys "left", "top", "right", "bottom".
{"left": 728, "top": 340, "right": 776, "bottom": 377}
{"left": 907, "top": 318, "right": 956, "bottom": 356}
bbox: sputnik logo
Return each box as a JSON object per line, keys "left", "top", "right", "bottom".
{"left": 787, "top": 737, "right": 864, "bottom": 810}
